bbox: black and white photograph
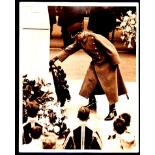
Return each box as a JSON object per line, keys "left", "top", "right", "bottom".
{"left": 18, "top": 1, "right": 139, "bottom": 154}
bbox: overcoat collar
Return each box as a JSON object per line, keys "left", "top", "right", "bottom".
{"left": 82, "top": 31, "right": 88, "bottom": 43}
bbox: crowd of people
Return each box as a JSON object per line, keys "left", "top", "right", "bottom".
{"left": 22, "top": 99, "right": 136, "bottom": 151}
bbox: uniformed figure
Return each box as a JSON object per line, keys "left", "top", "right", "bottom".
{"left": 62, "top": 106, "right": 102, "bottom": 149}
{"left": 48, "top": 6, "right": 56, "bottom": 38}
{"left": 88, "top": 7, "right": 116, "bottom": 40}
{"left": 50, "top": 22, "right": 128, "bottom": 121}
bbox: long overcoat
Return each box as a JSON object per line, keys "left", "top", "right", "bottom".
{"left": 56, "top": 31, "right": 128, "bottom": 104}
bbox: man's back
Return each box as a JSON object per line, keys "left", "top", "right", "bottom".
{"left": 63, "top": 124, "right": 102, "bottom": 150}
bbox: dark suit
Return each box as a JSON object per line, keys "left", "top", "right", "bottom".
{"left": 23, "top": 122, "right": 42, "bottom": 144}
{"left": 48, "top": 6, "right": 56, "bottom": 35}
{"left": 63, "top": 124, "right": 102, "bottom": 149}
{"left": 88, "top": 7, "right": 116, "bottom": 39}
{"left": 58, "top": 7, "right": 84, "bottom": 47}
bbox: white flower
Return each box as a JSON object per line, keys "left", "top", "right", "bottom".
{"left": 122, "top": 29, "right": 125, "bottom": 35}
{"left": 31, "top": 91, "right": 34, "bottom": 94}
{"left": 123, "top": 16, "right": 129, "bottom": 21}
{"left": 127, "top": 10, "right": 132, "bottom": 16}
{"left": 38, "top": 109, "right": 43, "bottom": 115}
{"left": 126, "top": 26, "right": 131, "bottom": 32}
{"left": 116, "top": 18, "right": 121, "bottom": 22}
{"left": 128, "top": 43, "right": 133, "bottom": 48}
{"left": 38, "top": 117, "right": 44, "bottom": 125}
{"left": 120, "top": 21, "right": 126, "bottom": 27}
{"left": 53, "top": 125, "right": 60, "bottom": 133}
{"left": 41, "top": 86, "right": 49, "bottom": 92}
{"left": 48, "top": 124, "right": 54, "bottom": 131}
{"left": 44, "top": 110, "right": 48, "bottom": 115}
{"left": 130, "top": 19, "right": 135, "bottom": 25}
{"left": 39, "top": 104, "right": 42, "bottom": 109}
{"left": 131, "top": 13, "right": 136, "bottom": 19}
{"left": 121, "top": 36, "right": 125, "bottom": 40}
{"left": 128, "top": 36, "right": 132, "bottom": 42}
{"left": 130, "top": 24, "right": 134, "bottom": 28}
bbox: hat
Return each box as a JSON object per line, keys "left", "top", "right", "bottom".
{"left": 67, "top": 22, "right": 83, "bottom": 35}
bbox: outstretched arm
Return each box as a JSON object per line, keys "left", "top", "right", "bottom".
{"left": 49, "top": 42, "right": 81, "bottom": 65}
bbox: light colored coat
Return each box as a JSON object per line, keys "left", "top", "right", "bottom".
{"left": 56, "top": 31, "right": 128, "bottom": 104}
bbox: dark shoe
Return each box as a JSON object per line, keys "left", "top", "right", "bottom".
{"left": 87, "top": 95, "right": 97, "bottom": 109}
{"left": 86, "top": 103, "right": 96, "bottom": 110}
{"left": 104, "top": 110, "right": 117, "bottom": 121}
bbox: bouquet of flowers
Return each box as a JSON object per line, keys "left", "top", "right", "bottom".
{"left": 22, "top": 74, "right": 69, "bottom": 137}
{"left": 116, "top": 10, "right": 137, "bottom": 49}
{"left": 22, "top": 74, "right": 54, "bottom": 103}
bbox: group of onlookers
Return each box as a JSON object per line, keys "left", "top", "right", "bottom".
{"left": 22, "top": 99, "right": 136, "bottom": 151}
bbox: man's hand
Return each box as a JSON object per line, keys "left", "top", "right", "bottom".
{"left": 49, "top": 56, "right": 58, "bottom": 66}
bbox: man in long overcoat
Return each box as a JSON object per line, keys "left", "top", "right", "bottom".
{"left": 50, "top": 22, "right": 128, "bottom": 120}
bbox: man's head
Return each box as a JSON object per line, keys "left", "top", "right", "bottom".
{"left": 77, "top": 106, "right": 90, "bottom": 121}
{"left": 30, "top": 126, "right": 42, "bottom": 139}
{"left": 119, "top": 113, "right": 131, "bottom": 127}
{"left": 113, "top": 118, "right": 127, "bottom": 134}
{"left": 67, "top": 22, "right": 83, "bottom": 38}
{"left": 42, "top": 133, "right": 56, "bottom": 149}
{"left": 26, "top": 100, "right": 39, "bottom": 118}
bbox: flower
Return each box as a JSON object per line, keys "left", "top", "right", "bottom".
{"left": 120, "top": 21, "right": 126, "bottom": 27}
{"left": 130, "top": 19, "right": 135, "bottom": 25}
{"left": 41, "top": 86, "right": 49, "bottom": 92}
{"left": 22, "top": 75, "right": 54, "bottom": 103}
{"left": 116, "top": 10, "right": 137, "bottom": 49}
{"left": 22, "top": 74, "right": 69, "bottom": 136}
{"left": 53, "top": 126, "right": 60, "bottom": 133}
{"left": 127, "top": 10, "right": 132, "bottom": 16}
{"left": 124, "top": 16, "right": 129, "bottom": 21}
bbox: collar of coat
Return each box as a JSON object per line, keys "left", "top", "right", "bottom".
{"left": 79, "top": 31, "right": 91, "bottom": 43}
{"left": 75, "top": 31, "right": 91, "bottom": 43}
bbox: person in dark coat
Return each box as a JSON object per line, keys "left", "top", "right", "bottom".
{"left": 62, "top": 106, "right": 102, "bottom": 149}
{"left": 48, "top": 6, "right": 56, "bottom": 38}
{"left": 23, "top": 100, "right": 42, "bottom": 144}
{"left": 50, "top": 22, "right": 129, "bottom": 121}
{"left": 88, "top": 7, "right": 116, "bottom": 40}
{"left": 58, "top": 6, "right": 84, "bottom": 47}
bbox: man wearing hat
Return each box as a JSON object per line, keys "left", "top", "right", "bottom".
{"left": 49, "top": 22, "right": 129, "bottom": 121}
